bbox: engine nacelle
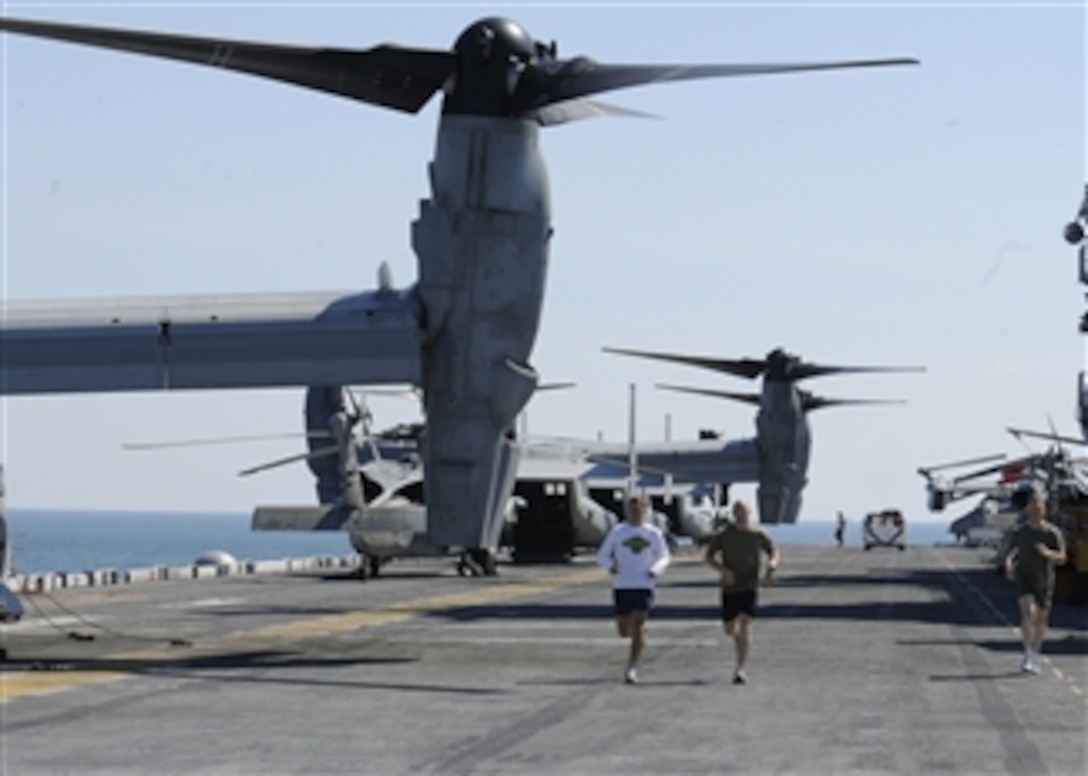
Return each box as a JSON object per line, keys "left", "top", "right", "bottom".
{"left": 754, "top": 382, "right": 810, "bottom": 524}
{"left": 413, "top": 114, "right": 549, "bottom": 549}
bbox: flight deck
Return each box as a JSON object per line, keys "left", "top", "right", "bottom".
{"left": 2, "top": 545, "right": 1085, "bottom": 775}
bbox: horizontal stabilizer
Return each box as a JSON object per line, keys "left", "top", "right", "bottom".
{"left": 252, "top": 505, "right": 355, "bottom": 532}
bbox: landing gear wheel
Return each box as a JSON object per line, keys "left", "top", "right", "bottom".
{"left": 355, "top": 555, "right": 371, "bottom": 581}
{"left": 469, "top": 548, "right": 498, "bottom": 577}
{"left": 457, "top": 550, "right": 497, "bottom": 577}
{"left": 368, "top": 556, "right": 383, "bottom": 578}
{"left": 456, "top": 554, "right": 481, "bottom": 577}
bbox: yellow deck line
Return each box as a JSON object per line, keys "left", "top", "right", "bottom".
{"left": 1, "top": 566, "right": 606, "bottom": 703}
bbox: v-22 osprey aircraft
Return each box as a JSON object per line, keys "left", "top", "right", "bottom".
{"left": 0, "top": 15, "right": 918, "bottom": 557}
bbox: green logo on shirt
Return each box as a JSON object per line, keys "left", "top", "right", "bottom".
{"left": 622, "top": 536, "right": 651, "bottom": 554}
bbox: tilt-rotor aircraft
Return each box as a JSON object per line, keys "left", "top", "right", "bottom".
{"left": 0, "top": 17, "right": 917, "bottom": 560}
{"left": 604, "top": 347, "right": 922, "bottom": 524}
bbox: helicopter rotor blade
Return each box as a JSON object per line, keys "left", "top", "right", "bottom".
{"left": 790, "top": 363, "right": 927, "bottom": 380}
{"left": 0, "top": 17, "right": 918, "bottom": 123}
{"left": 522, "top": 57, "right": 918, "bottom": 113}
{"left": 238, "top": 444, "right": 340, "bottom": 477}
{"left": 800, "top": 395, "right": 907, "bottom": 412}
{"left": 0, "top": 17, "right": 454, "bottom": 113}
{"left": 606, "top": 347, "right": 766, "bottom": 380}
{"left": 917, "top": 453, "right": 1007, "bottom": 479}
{"left": 123, "top": 431, "right": 330, "bottom": 451}
{"left": 656, "top": 383, "right": 761, "bottom": 406}
{"left": 1008, "top": 426, "right": 1088, "bottom": 448}
{"left": 532, "top": 97, "right": 660, "bottom": 126}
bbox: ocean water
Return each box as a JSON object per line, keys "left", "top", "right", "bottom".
{"left": 5, "top": 509, "right": 953, "bottom": 575}
{"left": 7, "top": 509, "right": 351, "bottom": 575}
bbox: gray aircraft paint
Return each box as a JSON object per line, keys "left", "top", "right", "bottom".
{"left": 0, "top": 290, "right": 419, "bottom": 393}
{"left": 412, "top": 114, "right": 548, "bottom": 548}
{"left": 0, "top": 15, "right": 917, "bottom": 550}
{"left": 0, "top": 466, "right": 24, "bottom": 622}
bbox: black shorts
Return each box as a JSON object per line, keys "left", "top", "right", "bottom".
{"left": 721, "top": 589, "right": 758, "bottom": 622}
{"left": 613, "top": 588, "right": 654, "bottom": 616}
{"left": 1015, "top": 574, "right": 1054, "bottom": 609}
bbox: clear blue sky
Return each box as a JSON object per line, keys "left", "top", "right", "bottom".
{"left": 1, "top": 1, "right": 1085, "bottom": 526}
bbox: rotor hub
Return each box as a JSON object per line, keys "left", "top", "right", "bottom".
{"left": 445, "top": 17, "right": 553, "bottom": 117}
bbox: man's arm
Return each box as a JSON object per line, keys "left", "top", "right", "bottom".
{"left": 650, "top": 529, "right": 671, "bottom": 578}
{"left": 704, "top": 536, "right": 723, "bottom": 572}
{"left": 763, "top": 533, "right": 780, "bottom": 582}
{"left": 596, "top": 527, "right": 619, "bottom": 573}
{"left": 704, "top": 534, "right": 736, "bottom": 586}
{"left": 1004, "top": 536, "right": 1019, "bottom": 579}
{"left": 1035, "top": 528, "right": 1067, "bottom": 566}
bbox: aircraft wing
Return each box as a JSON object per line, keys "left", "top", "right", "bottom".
{"left": 585, "top": 438, "right": 760, "bottom": 484}
{"left": 0, "top": 289, "right": 420, "bottom": 394}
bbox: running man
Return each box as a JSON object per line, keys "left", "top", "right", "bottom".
{"left": 704, "top": 499, "right": 780, "bottom": 684}
{"left": 596, "top": 494, "right": 671, "bottom": 684}
{"left": 1004, "top": 483, "right": 1066, "bottom": 674}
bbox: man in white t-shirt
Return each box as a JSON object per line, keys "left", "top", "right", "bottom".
{"left": 596, "top": 494, "right": 671, "bottom": 684}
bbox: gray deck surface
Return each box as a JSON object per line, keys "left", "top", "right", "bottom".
{"left": 2, "top": 545, "right": 1085, "bottom": 775}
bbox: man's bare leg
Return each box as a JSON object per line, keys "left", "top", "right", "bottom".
{"left": 735, "top": 614, "right": 752, "bottom": 674}
{"left": 1017, "top": 596, "right": 1035, "bottom": 655}
{"left": 628, "top": 611, "right": 647, "bottom": 669}
{"left": 1017, "top": 595, "right": 1042, "bottom": 672}
{"left": 616, "top": 614, "right": 632, "bottom": 639}
{"left": 1031, "top": 605, "right": 1050, "bottom": 656}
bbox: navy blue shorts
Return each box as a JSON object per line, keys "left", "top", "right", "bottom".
{"left": 721, "top": 589, "right": 758, "bottom": 622}
{"left": 613, "top": 588, "right": 654, "bottom": 616}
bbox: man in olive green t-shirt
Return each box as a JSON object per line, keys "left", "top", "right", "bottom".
{"left": 704, "top": 499, "right": 779, "bottom": 685}
{"left": 1004, "top": 484, "right": 1066, "bottom": 675}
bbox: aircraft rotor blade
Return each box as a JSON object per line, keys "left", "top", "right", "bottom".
{"left": 1008, "top": 426, "right": 1088, "bottom": 447}
{"left": 355, "top": 386, "right": 422, "bottom": 401}
{"left": 536, "top": 381, "right": 577, "bottom": 392}
{"left": 0, "top": 17, "right": 454, "bottom": 113}
{"left": 123, "top": 431, "right": 330, "bottom": 450}
{"left": 520, "top": 57, "right": 918, "bottom": 112}
{"left": 790, "top": 363, "right": 927, "bottom": 380}
{"left": 917, "top": 453, "right": 1007, "bottom": 478}
{"left": 952, "top": 455, "right": 1034, "bottom": 485}
{"left": 657, "top": 383, "right": 761, "bottom": 406}
{"left": 238, "top": 444, "right": 339, "bottom": 477}
{"left": 605, "top": 347, "right": 766, "bottom": 380}
{"left": 800, "top": 395, "right": 907, "bottom": 412}
{"left": 532, "top": 97, "right": 660, "bottom": 126}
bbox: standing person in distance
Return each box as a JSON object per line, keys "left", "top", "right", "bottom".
{"left": 596, "top": 494, "right": 671, "bottom": 684}
{"left": 1004, "top": 483, "right": 1066, "bottom": 674}
{"left": 704, "top": 498, "right": 780, "bottom": 685}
